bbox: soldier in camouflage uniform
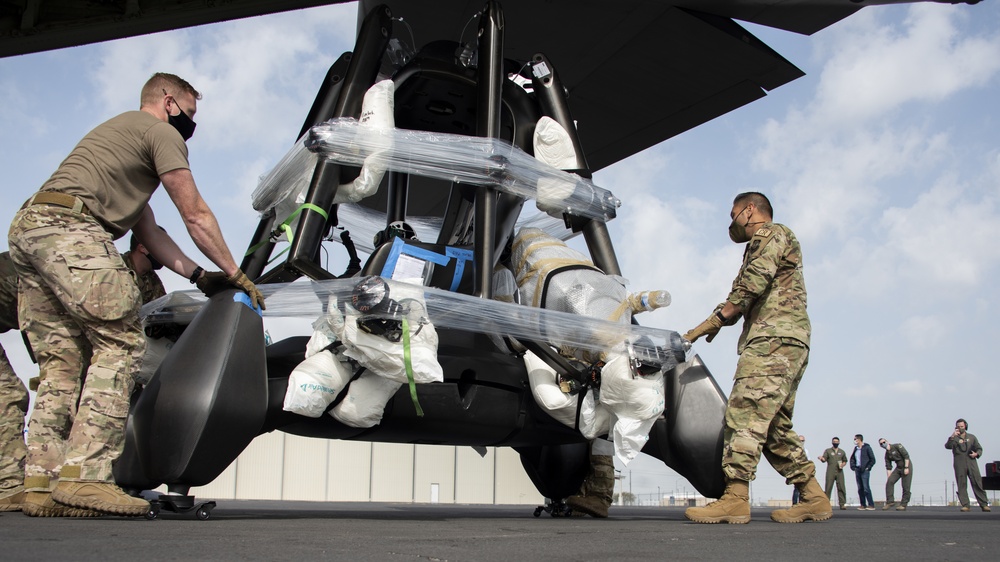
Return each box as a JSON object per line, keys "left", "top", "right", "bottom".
{"left": 0, "top": 252, "right": 29, "bottom": 511}
{"left": 123, "top": 234, "right": 167, "bottom": 304}
{"left": 8, "top": 72, "right": 263, "bottom": 518}
{"left": 682, "top": 192, "right": 831, "bottom": 524}
{"left": 0, "top": 246, "right": 165, "bottom": 513}
{"left": 878, "top": 438, "right": 912, "bottom": 510}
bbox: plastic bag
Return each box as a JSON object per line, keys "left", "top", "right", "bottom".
{"left": 599, "top": 353, "right": 665, "bottom": 464}
{"left": 330, "top": 373, "right": 402, "bottom": 428}
{"left": 283, "top": 349, "right": 354, "bottom": 418}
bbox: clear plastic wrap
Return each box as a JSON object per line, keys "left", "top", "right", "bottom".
{"left": 252, "top": 161, "right": 574, "bottom": 258}
{"left": 298, "top": 119, "right": 620, "bottom": 221}
{"left": 142, "top": 277, "right": 686, "bottom": 372}
{"left": 252, "top": 81, "right": 395, "bottom": 215}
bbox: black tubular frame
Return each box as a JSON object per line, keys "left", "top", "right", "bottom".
{"left": 242, "top": 0, "right": 624, "bottom": 286}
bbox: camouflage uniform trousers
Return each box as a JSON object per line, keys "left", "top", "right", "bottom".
{"left": 722, "top": 336, "right": 815, "bottom": 485}
{"left": 0, "top": 344, "right": 28, "bottom": 489}
{"left": 8, "top": 204, "right": 145, "bottom": 483}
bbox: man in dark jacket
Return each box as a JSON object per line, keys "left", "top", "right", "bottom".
{"left": 850, "top": 434, "right": 876, "bottom": 510}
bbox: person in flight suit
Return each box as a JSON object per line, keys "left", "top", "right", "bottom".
{"left": 819, "top": 436, "right": 848, "bottom": 510}
{"left": 946, "top": 418, "right": 990, "bottom": 512}
{"left": 879, "top": 438, "right": 912, "bottom": 511}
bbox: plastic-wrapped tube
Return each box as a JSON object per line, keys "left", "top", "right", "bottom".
{"left": 142, "top": 277, "right": 686, "bottom": 372}
{"left": 302, "top": 119, "right": 620, "bottom": 222}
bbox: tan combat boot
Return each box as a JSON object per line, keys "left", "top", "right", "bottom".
{"left": 684, "top": 480, "right": 750, "bottom": 524}
{"left": 21, "top": 475, "right": 100, "bottom": 518}
{"left": 770, "top": 478, "right": 833, "bottom": 523}
{"left": 566, "top": 455, "right": 615, "bottom": 518}
{"left": 51, "top": 465, "right": 149, "bottom": 517}
{"left": 0, "top": 485, "right": 24, "bottom": 512}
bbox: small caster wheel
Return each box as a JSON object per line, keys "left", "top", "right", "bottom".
{"left": 533, "top": 507, "right": 542, "bottom": 517}
{"left": 196, "top": 508, "right": 211, "bottom": 521}
{"left": 145, "top": 508, "right": 158, "bottom": 520}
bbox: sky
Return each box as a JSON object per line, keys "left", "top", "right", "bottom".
{"left": 1, "top": 1, "right": 999, "bottom": 506}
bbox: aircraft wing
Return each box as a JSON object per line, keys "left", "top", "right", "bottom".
{"left": 0, "top": 0, "right": 976, "bottom": 169}
{"left": 363, "top": 0, "right": 808, "bottom": 170}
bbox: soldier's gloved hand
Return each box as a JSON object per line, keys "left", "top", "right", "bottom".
{"left": 227, "top": 269, "right": 266, "bottom": 310}
{"left": 195, "top": 270, "right": 231, "bottom": 297}
{"left": 713, "top": 303, "right": 740, "bottom": 327}
{"left": 682, "top": 310, "right": 726, "bottom": 344}
{"left": 195, "top": 269, "right": 266, "bottom": 310}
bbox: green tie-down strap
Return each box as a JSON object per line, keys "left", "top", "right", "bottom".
{"left": 244, "top": 203, "right": 330, "bottom": 260}
{"left": 402, "top": 316, "right": 424, "bottom": 417}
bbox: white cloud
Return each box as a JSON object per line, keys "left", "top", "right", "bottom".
{"left": 899, "top": 314, "right": 942, "bottom": 351}
{"left": 92, "top": 5, "right": 357, "bottom": 155}
{"left": 844, "top": 383, "right": 879, "bottom": 397}
{"left": 889, "top": 380, "right": 923, "bottom": 394}
{"left": 753, "top": 5, "right": 1000, "bottom": 245}
{"left": 812, "top": 5, "right": 1000, "bottom": 128}
{"left": 880, "top": 180, "right": 1000, "bottom": 286}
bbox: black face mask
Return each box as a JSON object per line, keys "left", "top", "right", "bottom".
{"left": 144, "top": 251, "right": 164, "bottom": 271}
{"left": 168, "top": 106, "right": 197, "bottom": 141}
{"left": 832, "top": 442, "right": 840, "bottom": 448}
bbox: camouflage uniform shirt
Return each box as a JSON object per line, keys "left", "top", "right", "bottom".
{"left": 0, "top": 252, "right": 17, "bottom": 333}
{"left": 121, "top": 251, "right": 166, "bottom": 304}
{"left": 726, "top": 222, "right": 810, "bottom": 353}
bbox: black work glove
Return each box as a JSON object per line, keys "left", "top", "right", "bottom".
{"left": 196, "top": 269, "right": 266, "bottom": 310}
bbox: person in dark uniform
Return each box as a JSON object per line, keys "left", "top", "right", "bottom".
{"left": 819, "top": 437, "right": 848, "bottom": 510}
{"left": 945, "top": 418, "right": 990, "bottom": 512}
{"left": 879, "top": 438, "right": 912, "bottom": 511}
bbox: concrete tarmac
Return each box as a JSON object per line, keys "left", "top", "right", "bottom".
{"left": 0, "top": 501, "right": 995, "bottom": 561}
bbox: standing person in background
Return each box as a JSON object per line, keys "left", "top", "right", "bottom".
{"left": 681, "top": 192, "right": 830, "bottom": 524}
{"left": 879, "top": 438, "right": 912, "bottom": 511}
{"left": 9, "top": 72, "right": 264, "bottom": 518}
{"left": 946, "top": 419, "right": 991, "bottom": 512}
{"left": 819, "top": 436, "right": 848, "bottom": 510}
{"left": 850, "top": 434, "right": 875, "bottom": 510}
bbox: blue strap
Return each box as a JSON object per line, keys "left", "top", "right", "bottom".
{"left": 445, "top": 247, "right": 474, "bottom": 292}
{"left": 380, "top": 237, "right": 450, "bottom": 277}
